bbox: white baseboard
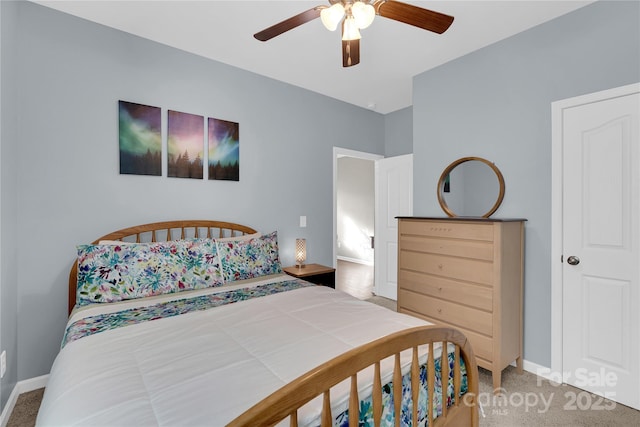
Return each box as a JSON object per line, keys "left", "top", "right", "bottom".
{"left": 337, "top": 256, "right": 373, "bottom": 266}
{"left": 521, "top": 359, "right": 550, "bottom": 377}
{"left": 0, "top": 386, "right": 19, "bottom": 427}
{"left": 510, "top": 359, "right": 557, "bottom": 382}
{"left": 0, "top": 375, "right": 48, "bottom": 427}
{"left": 17, "top": 375, "right": 48, "bottom": 393}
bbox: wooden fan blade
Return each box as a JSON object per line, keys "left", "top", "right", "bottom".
{"left": 342, "top": 39, "right": 360, "bottom": 67}
{"left": 254, "top": 8, "right": 322, "bottom": 41}
{"left": 376, "top": 0, "right": 454, "bottom": 34}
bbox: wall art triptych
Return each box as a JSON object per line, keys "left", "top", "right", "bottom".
{"left": 118, "top": 100, "right": 239, "bottom": 181}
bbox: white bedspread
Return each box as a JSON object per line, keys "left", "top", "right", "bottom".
{"left": 37, "top": 274, "right": 430, "bottom": 427}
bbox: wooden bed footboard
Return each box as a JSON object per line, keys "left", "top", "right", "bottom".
{"left": 68, "top": 220, "right": 257, "bottom": 315}
{"left": 227, "top": 325, "right": 479, "bottom": 427}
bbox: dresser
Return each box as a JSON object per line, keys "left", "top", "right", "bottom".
{"left": 397, "top": 217, "right": 526, "bottom": 391}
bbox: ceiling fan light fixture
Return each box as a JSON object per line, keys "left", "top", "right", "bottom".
{"left": 320, "top": 3, "right": 345, "bottom": 31}
{"left": 342, "top": 16, "right": 361, "bottom": 41}
{"left": 254, "top": 0, "right": 454, "bottom": 67}
{"left": 351, "top": 1, "right": 375, "bottom": 29}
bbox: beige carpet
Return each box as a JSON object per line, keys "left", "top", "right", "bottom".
{"left": 366, "top": 294, "right": 397, "bottom": 310}
{"left": 6, "top": 388, "right": 43, "bottom": 427}
{"left": 477, "top": 365, "right": 640, "bottom": 426}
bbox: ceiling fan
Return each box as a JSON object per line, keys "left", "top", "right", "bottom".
{"left": 254, "top": 0, "right": 454, "bottom": 67}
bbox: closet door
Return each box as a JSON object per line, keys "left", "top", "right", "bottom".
{"left": 562, "top": 87, "right": 639, "bottom": 410}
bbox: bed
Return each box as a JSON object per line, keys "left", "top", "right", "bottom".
{"left": 37, "top": 220, "right": 479, "bottom": 427}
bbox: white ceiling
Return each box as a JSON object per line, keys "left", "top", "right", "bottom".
{"left": 34, "top": 0, "right": 595, "bottom": 114}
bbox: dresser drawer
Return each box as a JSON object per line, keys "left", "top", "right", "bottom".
{"left": 397, "top": 310, "right": 494, "bottom": 362}
{"left": 400, "top": 219, "right": 494, "bottom": 242}
{"left": 457, "top": 327, "right": 494, "bottom": 365}
{"left": 398, "top": 290, "right": 492, "bottom": 336}
{"left": 400, "top": 251, "right": 493, "bottom": 286}
{"left": 399, "top": 270, "right": 492, "bottom": 311}
{"left": 400, "top": 234, "right": 493, "bottom": 261}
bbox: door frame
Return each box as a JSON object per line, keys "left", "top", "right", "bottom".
{"left": 332, "top": 147, "right": 384, "bottom": 269}
{"left": 550, "top": 82, "right": 640, "bottom": 377}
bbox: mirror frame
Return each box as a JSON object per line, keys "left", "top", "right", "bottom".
{"left": 437, "top": 156, "right": 505, "bottom": 218}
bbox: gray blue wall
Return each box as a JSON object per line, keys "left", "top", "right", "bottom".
{"left": 413, "top": 0, "right": 640, "bottom": 367}
{"left": 0, "top": 0, "right": 384, "bottom": 407}
{"left": 384, "top": 106, "right": 413, "bottom": 157}
{"left": 0, "top": 0, "right": 19, "bottom": 412}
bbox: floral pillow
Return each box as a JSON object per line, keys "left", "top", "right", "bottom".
{"left": 76, "top": 238, "right": 224, "bottom": 305}
{"left": 216, "top": 231, "right": 282, "bottom": 282}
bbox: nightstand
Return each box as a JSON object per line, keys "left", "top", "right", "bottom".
{"left": 283, "top": 263, "right": 336, "bottom": 288}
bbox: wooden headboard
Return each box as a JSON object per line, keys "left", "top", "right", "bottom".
{"left": 68, "top": 220, "right": 257, "bottom": 315}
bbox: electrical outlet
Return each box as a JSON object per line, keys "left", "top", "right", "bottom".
{"left": 1, "top": 351, "right": 6, "bottom": 378}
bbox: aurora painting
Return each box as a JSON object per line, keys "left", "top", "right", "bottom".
{"left": 208, "top": 117, "right": 239, "bottom": 181}
{"left": 119, "top": 101, "right": 161, "bottom": 176}
{"left": 167, "top": 110, "right": 204, "bottom": 179}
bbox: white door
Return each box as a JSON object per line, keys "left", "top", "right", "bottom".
{"left": 374, "top": 154, "right": 413, "bottom": 300}
{"left": 561, "top": 88, "right": 639, "bottom": 409}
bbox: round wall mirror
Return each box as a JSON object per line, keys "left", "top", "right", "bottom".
{"left": 437, "top": 156, "right": 505, "bottom": 218}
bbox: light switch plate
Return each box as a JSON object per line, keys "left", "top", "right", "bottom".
{"left": 300, "top": 216, "right": 307, "bottom": 228}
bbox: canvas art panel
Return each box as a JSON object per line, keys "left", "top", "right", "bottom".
{"left": 119, "top": 100, "right": 162, "bottom": 176}
{"left": 208, "top": 118, "right": 239, "bottom": 181}
{"left": 168, "top": 110, "right": 204, "bottom": 179}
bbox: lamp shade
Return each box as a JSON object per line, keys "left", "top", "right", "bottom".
{"left": 352, "top": 1, "right": 375, "bottom": 29}
{"left": 342, "top": 16, "right": 361, "bottom": 41}
{"left": 295, "top": 238, "right": 307, "bottom": 267}
{"left": 320, "top": 3, "right": 345, "bottom": 31}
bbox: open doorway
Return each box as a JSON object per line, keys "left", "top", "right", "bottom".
{"left": 333, "top": 148, "right": 382, "bottom": 299}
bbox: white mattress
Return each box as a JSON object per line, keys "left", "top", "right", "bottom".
{"left": 37, "top": 274, "right": 431, "bottom": 426}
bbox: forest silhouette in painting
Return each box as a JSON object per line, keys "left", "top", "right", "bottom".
{"left": 169, "top": 149, "right": 204, "bottom": 179}
{"left": 119, "top": 101, "right": 161, "bottom": 176}
{"left": 208, "top": 118, "right": 239, "bottom": 181}
{"left": 168, "top": 110, "right": 204, "bottom": 180}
